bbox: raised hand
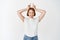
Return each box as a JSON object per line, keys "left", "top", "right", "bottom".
{"left": 26, "top": 3, "right": 36, "bottom": 10}
{"left": 26, "top": 5, "right": 31, "bottom": 10}
{"left": 31, "top": 3, "right": 36, "bottom": 9}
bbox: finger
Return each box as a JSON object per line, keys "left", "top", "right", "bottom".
{"left": 32, "top": 3, "right": 35, "bottom": 6}
{"left": 28, "top": 5, "right": 30, "bottom": 7}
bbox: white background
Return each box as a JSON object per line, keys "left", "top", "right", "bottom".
{"left": 0, "top": 0, "right": 60, "bottom": 40}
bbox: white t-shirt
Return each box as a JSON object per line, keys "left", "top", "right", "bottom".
{"left": 24, "top": 17, "right": 39, "bottom": 37}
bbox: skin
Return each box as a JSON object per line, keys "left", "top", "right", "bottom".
{"left": 17, "top": 4, "right": 46, "bottom": 22}
{"left": 28, "top": 10, "right": 35, "bottom": 18}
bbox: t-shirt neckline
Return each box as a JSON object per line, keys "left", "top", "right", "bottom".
{"left": 28, "top": 17, "right": 34, "bottom": 20}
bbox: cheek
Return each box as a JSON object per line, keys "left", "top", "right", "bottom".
{"left": 32, "top": 13, "right": 35, "bottom": 15}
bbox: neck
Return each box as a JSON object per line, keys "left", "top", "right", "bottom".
{"left": 29, "top": 16, "right": 34, "bottom": 19}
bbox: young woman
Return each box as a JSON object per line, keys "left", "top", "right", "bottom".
{"left": 17, "top": 4, "right": 46, "bottom": 40}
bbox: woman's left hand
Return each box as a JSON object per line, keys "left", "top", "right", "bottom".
{"left": 32, "top": 4, "right": 36, "bottom": 9}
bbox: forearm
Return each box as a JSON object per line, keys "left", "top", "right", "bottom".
{"left": 36, "top": 8, "right": 46, "bottom": 14}
{"left": 17, "top": 8, "right": 27, "bottom": 14}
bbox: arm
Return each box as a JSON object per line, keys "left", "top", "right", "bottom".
{"left": 17, "top": 8, "right": 27, "bottom": 22}
{"left": 17, "top": 5, "right": 30, "bottom": 22}
{"left": 29, "top": 4, "right": 46, "bottom": 22}
{"left": 36, "top": 8, "right": 46, "bottom": 22}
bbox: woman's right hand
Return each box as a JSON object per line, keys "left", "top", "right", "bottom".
{"left": 26, "top": 5, "right": 31, "bottom": 11}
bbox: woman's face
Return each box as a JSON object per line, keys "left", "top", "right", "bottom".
{"left": 28, "top": 10, "right": 34, "bottom": 17}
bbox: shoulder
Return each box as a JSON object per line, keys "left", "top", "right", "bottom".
{"left": 34, "top": 16, "right": 40, "bottom": 22}
{"left": 34, "top": 16, "right": 39, "bottom": 20}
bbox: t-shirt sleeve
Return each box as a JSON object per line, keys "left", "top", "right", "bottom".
{"left": 24, "top": 17, "right": 26, "bottom": 22}
{"left": 24, "top": 17, "right": 28, "bottom": 22}
{"left": 35, "top": 16, "right": 40, "bottom": 23}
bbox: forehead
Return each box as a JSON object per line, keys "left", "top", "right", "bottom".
{"left": 29, "top": 10, "right": 34, "bottom": 12}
